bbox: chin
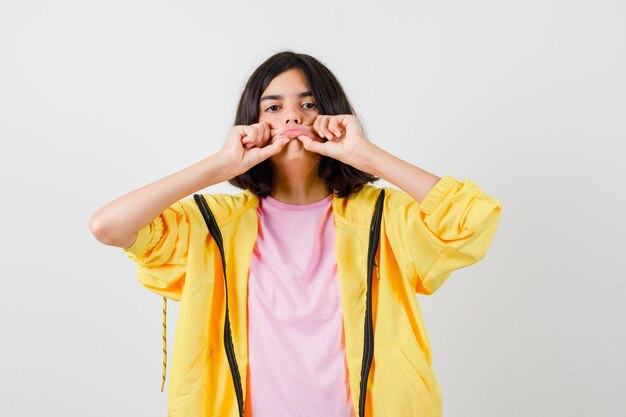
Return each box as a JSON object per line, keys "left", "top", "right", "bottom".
{"left": 270, "top": 143, "right": 320, "bottom": 163}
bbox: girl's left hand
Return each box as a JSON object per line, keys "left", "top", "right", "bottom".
{"left": 296, "top": 114, "right": 372, "bottom": 167}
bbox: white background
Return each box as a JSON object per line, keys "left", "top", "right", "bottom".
{"left": 1, "top": 0, "right": 624, "bottom": 416}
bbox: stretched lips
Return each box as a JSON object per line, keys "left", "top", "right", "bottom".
{"left": 280, "top": 126, "right": 309, "bottom": 137}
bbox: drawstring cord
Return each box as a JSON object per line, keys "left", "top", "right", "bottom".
{"left": 161, "top": 296, "right": 167, "bottom": 392}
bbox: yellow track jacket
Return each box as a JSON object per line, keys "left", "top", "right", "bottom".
{"left": 123, "top": 175, "right": 502, "bottom": 417}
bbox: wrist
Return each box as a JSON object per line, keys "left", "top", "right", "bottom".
{"left": 351, "top": 140, "right": 380, "bottom": 176}
{"left": 207, "top": 152, "right": 240, "bottom": 183}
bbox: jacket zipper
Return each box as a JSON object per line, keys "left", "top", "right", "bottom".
{"left": 358, "top": 189, "right": 385, "bottom": 417}
{"left": 194, "top": 194, "right": 245, "bottom": 417}
{"left": 195, "top": 190, "right": 385, "bottom": 417}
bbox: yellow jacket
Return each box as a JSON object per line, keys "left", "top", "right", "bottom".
{"left": 123, "top": 175, "right": 502, "bottom": 417}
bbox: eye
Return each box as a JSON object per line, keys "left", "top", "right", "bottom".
{"left": 264, "top": 102, "right": 317, "bottom": 112}
{"left": 266, "top": 105, "right": 280, "bottom": 112}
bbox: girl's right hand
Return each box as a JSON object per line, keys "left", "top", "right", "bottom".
{"left": 218, "top": 121, "right": 291, "bottom": 177}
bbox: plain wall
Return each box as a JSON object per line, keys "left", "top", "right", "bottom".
{"left": 1, "top": 0, "right": 624, "bottom": 415}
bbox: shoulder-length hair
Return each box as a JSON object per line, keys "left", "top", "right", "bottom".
{"left": 227, "top": 50, "right": 379, "bottom": 198}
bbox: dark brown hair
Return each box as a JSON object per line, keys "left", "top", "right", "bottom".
{"left": 227, "top": 50, "right": 379, "bottom": 198}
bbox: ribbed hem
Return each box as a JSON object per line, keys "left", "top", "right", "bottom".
{"left": 123, "top": 215, "right": 164, "bottom": 257}
{"left": 419, "top": 176, "right": 460, "bottom": 215}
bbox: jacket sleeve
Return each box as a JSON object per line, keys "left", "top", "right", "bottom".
{"left": 122, "top": 200, "right": 190, "bottom": 301}
{"left": 384, "top": 175, "right": 502, "bottom": 295}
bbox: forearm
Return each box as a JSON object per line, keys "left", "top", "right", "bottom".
{"left": 89, "top": 152, "right": 236, "bottom": 248}
{"left": 354, "top": 142, "right": 441, "bottom": 203}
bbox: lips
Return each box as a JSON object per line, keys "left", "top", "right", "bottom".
{"left": 280, "top": 126, "right": 310, "bottom": 137}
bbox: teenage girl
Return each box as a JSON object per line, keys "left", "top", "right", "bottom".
{"left": 90, "top": 50, "right": 502, "bottom": 417}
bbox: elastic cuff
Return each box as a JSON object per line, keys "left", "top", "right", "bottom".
{"left": 123, "top": 215, "right": 164, "bottom": 258}
{"left": 419, "top": 176, "right": 460, "bottom": 215}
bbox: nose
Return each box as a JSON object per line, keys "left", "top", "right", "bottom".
{"left": 283, "top": 102, "right": 302, "bottom": 126}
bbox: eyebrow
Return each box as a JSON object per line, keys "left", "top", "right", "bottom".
{"left": 260, "top": 91, "right": 314, "bottom": 102}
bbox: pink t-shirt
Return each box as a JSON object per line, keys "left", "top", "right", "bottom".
{"left": 245, "top": 192, "right": 355, "bottom": 417}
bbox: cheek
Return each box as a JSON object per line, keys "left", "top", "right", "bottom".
{"left": 257, "top": 111, "right": 276, "bottom": 125}
{"left": 304, "top": 110, "right": 319, "bottom": 124}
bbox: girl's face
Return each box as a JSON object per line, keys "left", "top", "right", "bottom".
{"left": 258, "top": 67, "right": 319, "bottom": 129}
{"left": 258, "top": 68, "right": 323, "bottom": 162}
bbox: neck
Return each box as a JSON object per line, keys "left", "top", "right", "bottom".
{"left": 270, "top": 161, "right": 332, "bottom": 205}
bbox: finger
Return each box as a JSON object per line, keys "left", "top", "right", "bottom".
{"left": 314, "top": 115, "right": 324, "bottom": 138}
{"left": 329, "top": 118, "right": 342, "bottom": 138}
{"left": 270, "top": 127, "right": 283, "bottom": 139}
{"left": 240, "top": 126, "right": 251, "bottom": 146}
{"left": 296, "top": 134, "right": 325, "bottom": 155}
{"left": 242, "top": 125, "right": 257, "bottom": 144}
{"left": 259, "top": 137, "right": 290, "bottom": 160}
{"left": 319, "top": 116, "right": 333, "bottom": 139}
{"left": 245, "top": 125, "right": 271, "bottom": 150}
{"left": 262, "top": 122, "right": 270, "bottom": 142}
{"left": 256, "top": 121, "right": 268, "bottom": 143}
{"left": 255, "top": 126, "right": 267, "bottom": 146}
{"left": 253, "top": 126, "right": 263, "bottom": 145}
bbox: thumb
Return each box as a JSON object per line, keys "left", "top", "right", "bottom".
{"left": 258, "top": 137, "right": 291, "bottom": 161}
{"left": 296, "top": 134, "right": 327, "bottom": 155}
